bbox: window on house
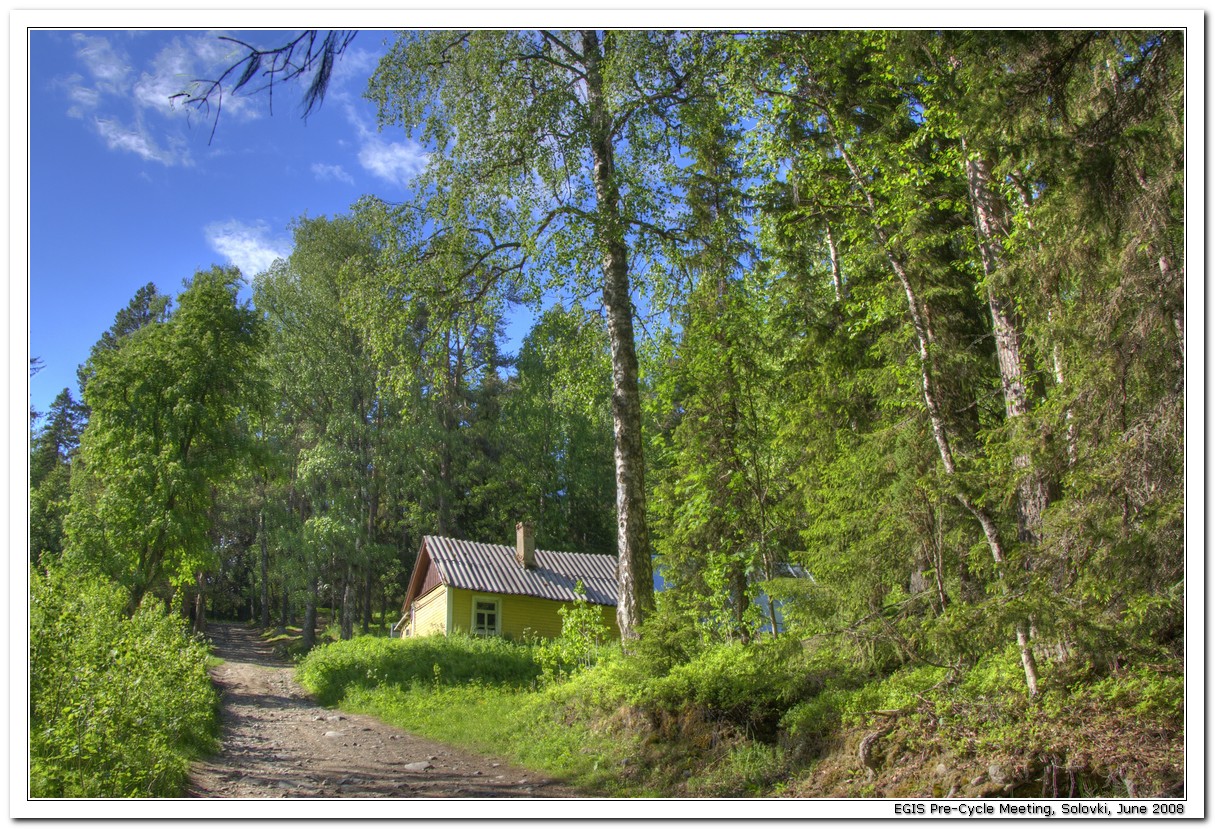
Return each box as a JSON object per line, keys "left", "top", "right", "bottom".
{"left": 472, "top": 598, "right": 500, "bottom": 636}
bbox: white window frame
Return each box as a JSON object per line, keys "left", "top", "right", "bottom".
{"left": 470, "top": 595, "right": 501, "bottom": 637}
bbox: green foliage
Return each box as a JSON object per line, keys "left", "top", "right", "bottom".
{"left": 535, "top": 583, "right": 614, "bottom": 682}
{"left": 639, "top": 639, "right": 813, "bottom": 736}
{"left": 648, "top": 270, "right": 793, "bottom": 643}
{"left": 75, "top": 281, "right": 171, "bottom": 398}
{"left": 42, "top": 29, "right": 1183, "bottom": 798}
{"left": 64, "top": 266, "right": 262, "bottom": 610}
{"left": 685, "top": 742, "right": 787, "bottom": 797}
{"left": 29, "top": 567, "right": 219, "bottom": 797}
{"left": 295, "top": 633, "right": 541, "bottom": 705}
{"left": 629, "top": 597, "right": 709, "bottom": 676}
{"left": 28, "top": 388, "right": 85, "bottom": 567}
{"left": 498, "top": 306, "right": 617, "bottom": 554}
{"left": 1080, "top": 666, "right": 1183, "bottom": 723}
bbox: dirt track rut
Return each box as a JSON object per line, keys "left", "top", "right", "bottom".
{"left": 185, "top": 622, "right": 580, "bottom": 799}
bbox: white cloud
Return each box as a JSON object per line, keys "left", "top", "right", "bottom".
{"left": 64, "top": 78, "right": 100, "bottom": 118}
{"left": 58, "top": 32, "right": 273, "bottom": 166}
{"left": 345, "top": 104, "right": 428, "bottom": 188}
{"left": 92, "top": 118, "right": 189, "bottom": 166}
{"left": 204, "top": 220, "right": 291, "bottom": 278}
{"left": 358, "top": 138, "right": 429, "bottom": 187}
{"left": 328, "top": 44, "right": 382, "bottom": 93}
{"left": 311, "top": 162, "right": 355, "bottom": 185}
{"left": 72, "top": 34, "right": 131, "bottom": 94}
{"left": 138, "top": 35, "right": 262, "bottom": 123}
{"left": 133, "top": 39, "right": 195, "bottom": 115}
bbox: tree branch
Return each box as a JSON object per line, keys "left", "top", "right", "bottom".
{"left": 171, "top": 30, "right": 356, "bottom": 143}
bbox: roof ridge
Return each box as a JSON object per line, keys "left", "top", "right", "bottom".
{"left": 423, "top": 534, "right": 613, "bottom": 558}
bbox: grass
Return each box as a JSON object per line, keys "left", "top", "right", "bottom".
{"left": 342, "top": 682, "right": 648, "bottom": 796}
{"left": 290, "top": 629, "right": 1185, "bottom": 799}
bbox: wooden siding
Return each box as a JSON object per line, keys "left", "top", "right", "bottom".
{"left": 418, "top": 556, "right": 443, "bottom": 597}
{"left": 447, "top": 587, "right": 619, "bottom": 641}
{"left": 408, "top": 584, "right": 449, "bottom": 638}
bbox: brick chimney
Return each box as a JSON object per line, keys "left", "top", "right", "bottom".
{"left": 515, "top": 521, "right": 536, "bottom": 569}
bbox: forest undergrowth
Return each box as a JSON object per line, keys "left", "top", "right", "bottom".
{"left": 297, "top": 616, "right": 1184, "bottom": 799}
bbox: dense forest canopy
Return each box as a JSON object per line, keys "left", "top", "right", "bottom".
{"left": 33, "top": 29, "right": 1186, "bottom": 703}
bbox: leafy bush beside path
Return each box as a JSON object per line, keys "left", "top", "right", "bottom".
{"left": 29, "top": 568, "right": 219, "bottom": 797}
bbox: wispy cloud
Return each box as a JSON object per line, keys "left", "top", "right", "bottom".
{"left": 311, "top": 162, "right": 355, "bottom": 185}
{"left": 72, "top": 34, "right": 132, "bottom": 94}
{"left": 328, "top": 44, "right": 382, "bottom": 94}
{"left": 204, "top": 219, "right": 290, "bottom": 278}
{"left": 63, "top": 76, "right": 101, "bottom": 118}
{"left": 56, "top": 32, "right": 269, "bottom": 165}
{"left": 93, "top": 117, "right": 188, "bottom": 167}
{"left": 143, "top": 34, "right": 262, "bottom": 122}
{"left": 346, "top": 103, "right": 429, "bottom": 188}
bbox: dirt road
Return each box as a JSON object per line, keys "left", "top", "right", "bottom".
{"left": 185, "top": 623, "right": 581, "bottom": 798}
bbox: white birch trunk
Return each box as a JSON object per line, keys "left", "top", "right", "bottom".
{"left": 833, "top": 127, "right": 1039, "bottom": 695}
{"left": 964, "top": 150, "right": 1051, "bottom": 545}
{"left": 583, "top": 30, "right": 654, "bottom": 640}
{"left": 825, "top": 221, "right": 847, "bottom": 303}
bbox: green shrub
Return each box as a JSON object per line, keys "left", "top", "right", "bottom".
{"left": 780, "top": 661, "right": 948, "bottom": 759}
{"left": 781, "top": 688, "right": 851, "bottom": 744}
{"left": 535, "top": 585, "right": 614, "bottom": 683}
{"left": 635, "top": 638, "right": 814, "bottom": 737}
{"left": 551, "top": 646, "right": 642, "bottom": 711}
{"left": 628, "top": 599, "right": 707, "bottom": 676}
{"left": 29, "top": 567, "right": 219, "bottom": 797}
{"left": 296, "top": 632, "right": 542, "bottom": 705}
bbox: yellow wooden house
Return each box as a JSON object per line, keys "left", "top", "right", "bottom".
{"left": 396, "top": 523, "right": 619, "bottom": 640}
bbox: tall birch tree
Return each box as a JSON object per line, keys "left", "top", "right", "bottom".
{"left": 365, "top": 30, "right": 712, "bottom": 638}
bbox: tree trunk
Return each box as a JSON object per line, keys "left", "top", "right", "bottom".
{"left": 302, "top": 578, "right": 318, "bottom": 651}
{"left": 964, "top": 149, "right": 1049, "bottom": 696}
{"left": 361, "top": 572, "right": 373, "bottom": 634}
{"left": 340, "top": 569, "right": 354, "bottom": 641}
{"left": 833, "top": 127, "right": 1040, "bottom": 695}
{"left": 259, "top": 508, "right": 270, "bottom": 628}
{"left": 964, "top": 149, "right": 1051, "bottom": 543}
{"left": 583, "top": 29, "right": 654, "bottom": 640}
{"left": 1012, "top": 178, "right": 1077, "bottom": 469}
{"left": 825, "top": 220, "right": 847, "bottom": 303}
{"left": 728, "top": 560, "right": 750, "bottom": 641}
{"left": 192, "top": 571, "right": 207, "bottom": 634}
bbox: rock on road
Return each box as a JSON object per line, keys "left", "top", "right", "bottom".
{"left": 185, "top": 622, "right": 581, "bottom": 799}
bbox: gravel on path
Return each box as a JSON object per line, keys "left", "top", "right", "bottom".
{"left": 185, "top": 622, "right": 582, "bottom": 799}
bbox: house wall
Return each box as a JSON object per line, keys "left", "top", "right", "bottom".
{"left": 407, "top": 584, "right": 449, "bottom": 638}
{"left": 447, "top": 587, "right": 618, "bottom": 641}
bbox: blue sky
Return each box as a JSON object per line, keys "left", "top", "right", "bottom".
{"left": 26, "top": 29, "right": 449, "bottom": 420}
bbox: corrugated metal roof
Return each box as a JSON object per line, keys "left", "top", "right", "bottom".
{"left": 424, "top": 536, "right": 618, "bottom": 606}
